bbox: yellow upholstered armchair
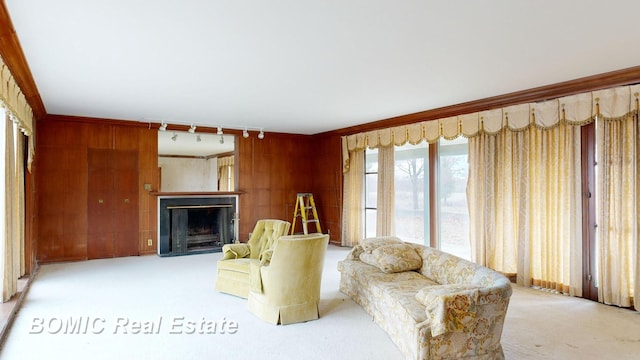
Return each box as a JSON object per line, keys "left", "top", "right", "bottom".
{"left": 247, "top": 233, "right": 330, "bottom": 325}
{"left": 215, "top": 219, "right": 291, "bottom": 298}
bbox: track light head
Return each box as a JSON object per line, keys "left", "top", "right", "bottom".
{"left": 258, "top": 129, "right": 264, "bottom": 139}
{"left": 188, "top": 124, "right": 196, "bottom": 134}
{"left": 217, "top": 127, "right": 223, "bottom": 135}
{"left": 158, "top": 122, "right": 167, "bottom": 131}
{"left": 242, "top": 128, "right": 249, "bottom": 138}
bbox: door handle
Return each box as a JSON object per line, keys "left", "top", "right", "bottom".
{"left": 124, "top": 198, "right": 129, "bottom": 204}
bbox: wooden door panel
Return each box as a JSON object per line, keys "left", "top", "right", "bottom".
{"left": 88, "top": 209, "right": 113, "bottom": 234}
{"left": 88, "top": 149, "right": 115, "bottom": 258}
{"left": 114, "top": 151, "right": 138, "bottom": 169}
{"left": 115, "top": 173, "right": 138, "bottom": 193}
{"left": 88, "top": 148, "right": 139, "bottom": 259}
{"left": 113, "top": 232, "right": 139, "bottom": 257}
{"left": 113, "top": 150, "right": 139, "bottom": 257}
{"left": 87, "top": 232, "right": 113, "bottom": 260}
{"left": 114, "top": 198, "right": 138, "bottom": 230}
{"left": 89, "top": 170, "right": 114, "bottom": 191}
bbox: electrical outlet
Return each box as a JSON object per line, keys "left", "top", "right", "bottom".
{"left": 147, "top": 239, "right": 153, "bottom": 246}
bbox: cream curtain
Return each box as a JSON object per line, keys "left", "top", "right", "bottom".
{"left": 342, "top": 150, "right": 364, "bottom": 246}
{"left": 0, "top": 56, "right": 37, "bottom": 302}
{"left": 466, "top": 123, "right": 583, "bottom": 295}
{"left": 597, "top": 113, "right": 639, "bottom": 309}
{"left": 376, "top": 145, "right": 395, "bottom": 236}
{"left": 3, "top": 113, "right": 25, "bottom": 302}
{"left": 467, "top": 130, "right": 521, "bottom": 274}
{"left": 529, "top": 125, "right": 582, "bottom": 295}
{"left": 341, "top": 86, "right": 640, "bottom": 171}
{"left": 0, "top": 60, "right": 35, "bottom": 172}
{"left": 217, "top": 155, "right": 234, "bottom": 191}
{"left": 341, "top": 84, "right": 639, "bottom": 305}
{"left": 16, "top": 129, "right": 25, "bottom": 278}
{"left": 0, "top": 111, "right": 7, "bottom": 300}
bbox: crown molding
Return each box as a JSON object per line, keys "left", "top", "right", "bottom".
{"left": 326, "top": 65, "right": 640, "bottom": 136}
{"left": 0, "top": 1, "right": 46, "bottom": 120}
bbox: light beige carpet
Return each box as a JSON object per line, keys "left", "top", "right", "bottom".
{"left": 1, "top": 245, "right": 639, "bottom": 359}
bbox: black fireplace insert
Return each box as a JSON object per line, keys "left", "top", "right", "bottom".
{"left": 159, "top": 196, "right": 237, "bottom": 256}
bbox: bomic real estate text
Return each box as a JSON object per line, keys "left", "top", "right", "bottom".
{"left": 29, "top": 316, "right": 239, "bottom": 335}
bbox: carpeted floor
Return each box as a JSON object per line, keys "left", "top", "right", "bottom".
{"left": 1, "top": 245, "right": 639, "bottom": 359}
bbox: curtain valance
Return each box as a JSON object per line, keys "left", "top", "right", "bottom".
{"left": 0, "top": 56, "right": 35, "bottom": 172}
{"left": 342, "top": 84, "right": 640, "bottom": 172}
{"left": 0, "top": 60, "right": 33, "bottom": 137}
{"left": 217, "top": 155, "right": 234, "bottom": 167}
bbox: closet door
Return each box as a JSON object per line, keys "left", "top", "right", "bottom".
{"left": 87, "top": 149, "right": 139, "bottom": 259}
{"left": 113, "top": 150, "right": 139, "bottom": 257}
{"left": 87, "top": 149, "right": 115, "bottom": 259}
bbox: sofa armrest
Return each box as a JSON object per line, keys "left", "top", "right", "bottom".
{"left": 416, "top": 284, "right": 480, "bottom": 337}
{"left": 221, "top": 244, "right": 251, "bottom": 260}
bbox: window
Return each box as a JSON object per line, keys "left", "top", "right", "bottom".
{"left": 364, "top": 148, "right": 378, "bottom": 238}
{"left": 364, "top": 138, "right": 470, "bottom": 259}
{"left": 437, "top": 138, "right": 470, "bottom": 260}
{"left": 394, "top": 142, "right": 429, "bottom": 244}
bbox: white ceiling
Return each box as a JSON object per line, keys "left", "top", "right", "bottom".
{"left": 6, "top": 0, "right": 640, "bottom": 135}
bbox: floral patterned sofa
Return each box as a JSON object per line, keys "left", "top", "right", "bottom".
{"left": 338, "top": 236, "right": 512, "bottom": 360}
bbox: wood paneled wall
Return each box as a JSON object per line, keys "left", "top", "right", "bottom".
{"left": 34, "top": 68, "right": 640, "bottom": 262}
{"left": 35, "top": 116, "right": 345, "bottom": 262}
{"left": 36, "top": 116, "right": 160, "bottom": 262}
{"left": 237, "top": 132, "right": 313, "bottom": 241}
{"left": 235, "top": 131, "right": 344, "bottom": 245}
{"left": 309, "top": 133, "right": 343, "bottom": 244}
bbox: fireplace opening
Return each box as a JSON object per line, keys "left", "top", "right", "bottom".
{"left": 184, "top": 207, "right": 222, "bottom": 251}
{"left": 159, "top": 196, "right": 237, "bottom": 257}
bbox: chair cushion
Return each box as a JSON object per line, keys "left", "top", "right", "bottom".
{"left": 217, "top": 258, "right": 254, "bottom": 273}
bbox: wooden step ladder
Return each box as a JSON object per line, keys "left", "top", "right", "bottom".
{"left": 291, "top": 193, "right": 322, "bottom": 235}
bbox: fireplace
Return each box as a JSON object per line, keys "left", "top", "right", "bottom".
{"left": 158, "top": 195, "right": 238, "bottom": 256}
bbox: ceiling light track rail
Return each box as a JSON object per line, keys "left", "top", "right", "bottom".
{"left": 157, "top": 121, "right": 265, "bottom": 140}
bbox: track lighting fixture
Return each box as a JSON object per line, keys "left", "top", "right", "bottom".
{"left": 158, "top": 122, "right": 264, "bottom": 141}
